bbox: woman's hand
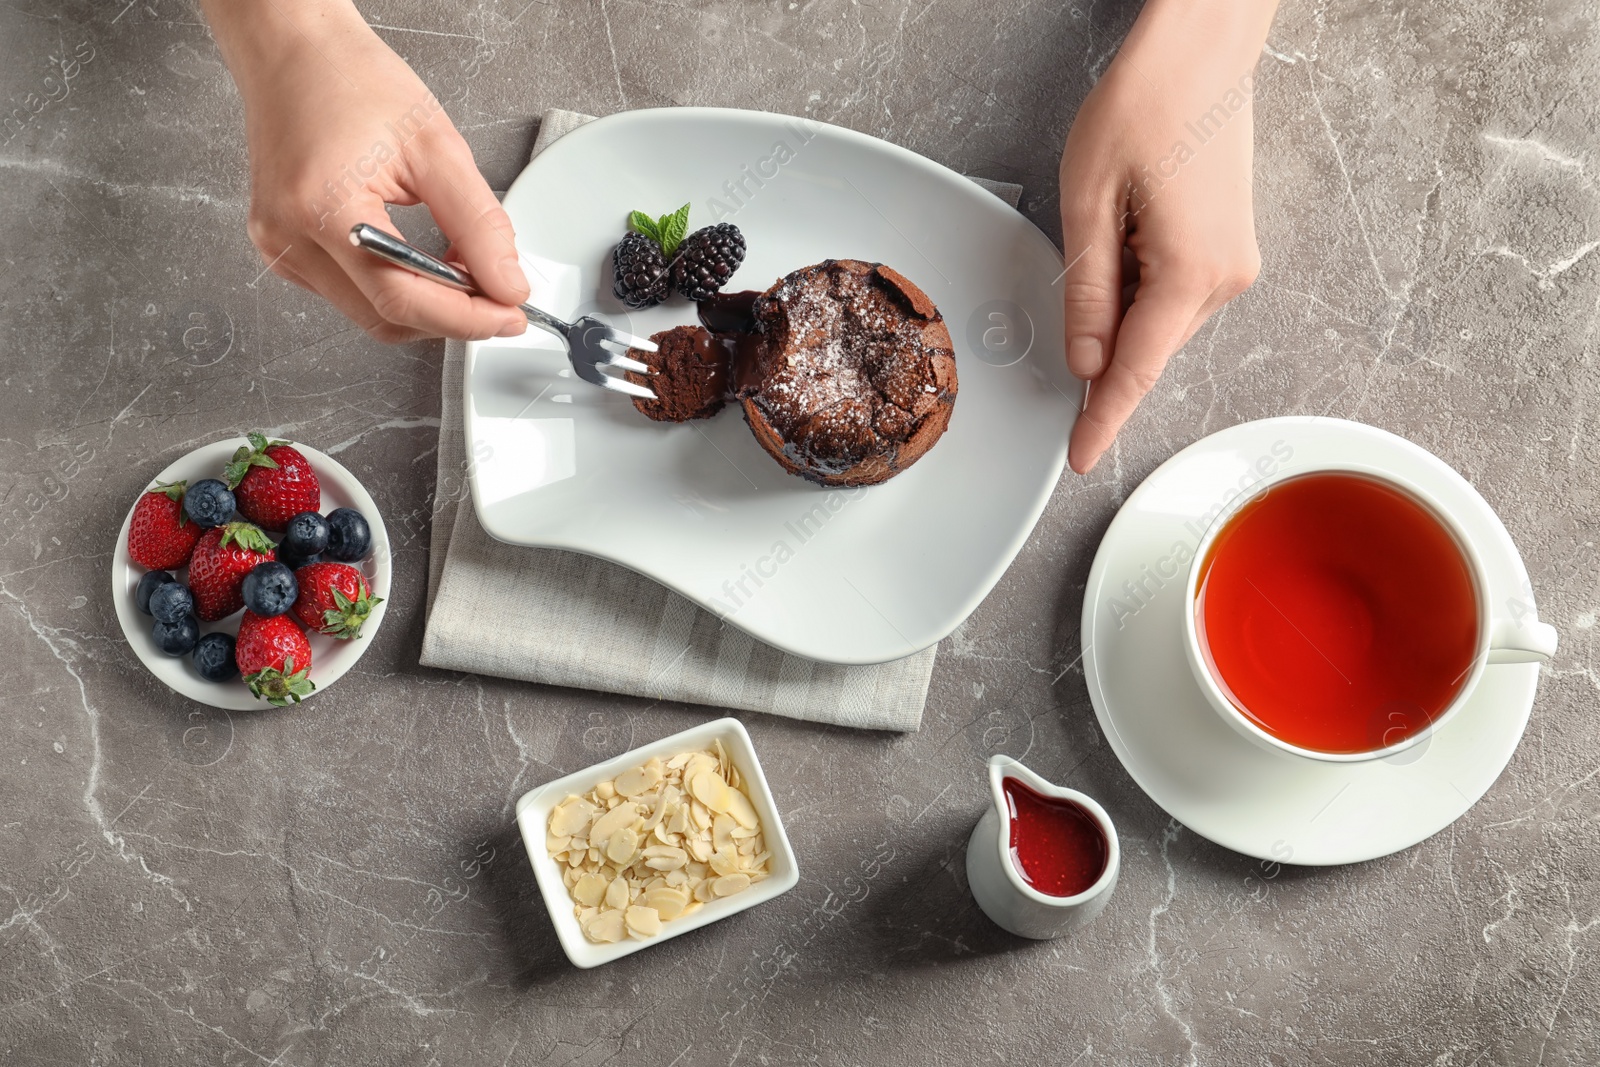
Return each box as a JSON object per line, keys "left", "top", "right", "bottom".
{"left": 1059, "top": 0, "right": 1278, "bottom": 473}
{"left": 200, "top": 0, "right": 528, "bottom": 342}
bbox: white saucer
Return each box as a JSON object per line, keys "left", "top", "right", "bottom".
{"left": 111, "top": 440, "right": 392, "bottom": 711}
{"left": 1081, "top": 417, "right": 1546, "bottom": 865}
{"left": 466, "top": 107, "right": 1080, "bottom": 665}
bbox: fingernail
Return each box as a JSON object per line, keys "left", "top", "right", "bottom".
{"left": 497, "top": 317, "right": 526, "bottom": 338}
{"left": 1067, "top": 336, "right": 1103, "bottom": 378}
{"left": 498, "top": 255, "right": 530, "bottom": 298}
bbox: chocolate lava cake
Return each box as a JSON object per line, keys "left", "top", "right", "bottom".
{"left": 737, "top": 260, "right": 957, "bottom": 487}
{"left": 626, "top": 325, "right": 728, "bottom": 422}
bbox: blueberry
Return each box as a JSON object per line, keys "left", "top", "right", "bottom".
{"left": 184, "top": 478, "right": 235, "bottom": 528}
{"left": 278, "top": 550, "right": 321, "bottom": 572}
{"left": 281, "top": 511, "right": 330, "bottom": 558}
{"left": 148, "top": 582, "right": 195, "bottom": 624}
{"left": 192, "top": 632, "right": 238, "bottom": 682}
{"left": 241, "top": 561, "right": 298, "bottom": 617}
{"left": 325, "top": 508, "right": 371, "bottom": 562}
{"left": 152, "top": 614, "right": 199, "bottom": 656}
{"left": 135, "top": 570, "right": 177, "bottom": 615}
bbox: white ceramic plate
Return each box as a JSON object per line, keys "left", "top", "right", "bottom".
{"left": 515, "top": 717, "right": 799, "bottom": 968}
{"left": 112, "top": 440, "right": 392, "bottom": 710}
{"left": 466, "top": 107, "right": 1080, "bottom": 665}
{"left": 1082, "top": 417, "right": 1546, "bottom": 865}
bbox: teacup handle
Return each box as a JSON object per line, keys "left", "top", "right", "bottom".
{"left": 1486, "top": 618, "right": 1559, "bottom": 664}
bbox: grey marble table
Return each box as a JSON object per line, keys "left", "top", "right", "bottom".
{"left": 3, "top": 1, "right": 1597, "bottom": 1064}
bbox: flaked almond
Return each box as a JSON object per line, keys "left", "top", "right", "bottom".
{"left": 712, "top": 873, "right": 751, "bottom": 897}
{"left": 549, "top": 799, "right": 596, "bottom": 838}
{"left": 588, "top": 801, "right": 638, "bottom": 848}
{"left": 683, "top": 753, "right": 719, "bottom": 785}
{"left": 606, "top": 827, "right": 640, "bottom": 865}
{"left": 690, "top": 771, "right": 734, "bottom": 814}
{"left": 615, "top": 762, "right": 662, "bottom": 798}
{"left": 573, "top": 872, "right": 608, "bottom": 907}
{"left": 643, "top": 886, "right": 689, "bottom": 920}
{"left": 710, "top": 845, "right": 741, "bottom": 876}
{"left": 642, "top": 845, "right": 688, "bottom": 871}
{"left": 713, "top": 813, "right": 736, "bottom": 852}
{"left": 625, "top": 905, "right": 663, "bottom": 938}
{"left": 585, "top": 909, "right": 625, "bottom": 943}
{"left": 726, "top": 789, "right": 759, "bottom": 829}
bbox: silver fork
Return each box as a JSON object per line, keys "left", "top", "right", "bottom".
{"left": 349, "top": 223, "right": 658, "bottom": 400}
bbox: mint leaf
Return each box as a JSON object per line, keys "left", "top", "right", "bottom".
{"left": 657, "top": 203, "right": 691, "bottom": 258}
{"left": 627, "top": 210, "right": 661, "bottom": 245}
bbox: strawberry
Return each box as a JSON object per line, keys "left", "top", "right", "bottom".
{"left": 236, "top": 610, "right": 315, "bottom": 705}
{"left": 127, "top": 480, "right": 202, "bottom": 569}
{"left": 188, "top": 522, "right": 276, "bottom": 621}
{"left": 292, "top": 562, "right": 383, "bottom": 639}
{"left": 225, "top": 432, "right": 320, "bottom": 530}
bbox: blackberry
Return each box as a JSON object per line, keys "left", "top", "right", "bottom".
{"left": 673, "top": 224, "right": 746, "bottom": 301}
{"left": 612, "top": 232, "right": 671, "bottom": 309}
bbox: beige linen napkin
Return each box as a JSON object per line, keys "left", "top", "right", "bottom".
{"left": 421, "top": 109, "right": 1022, "bottom": 731}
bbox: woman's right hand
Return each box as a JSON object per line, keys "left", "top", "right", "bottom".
{"left": 201, "top": 0, "right": 529, "bottom": 342}
{"left": 1057, "top": 0, "right": 1277, "bottom": 473}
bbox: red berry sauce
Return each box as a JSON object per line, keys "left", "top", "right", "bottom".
{"left": 1003, "top": 777, "right": 1108, "bottom": 898}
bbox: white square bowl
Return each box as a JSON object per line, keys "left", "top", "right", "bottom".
{"left": 514, "top": 717, "right": 800, "bottom": 968}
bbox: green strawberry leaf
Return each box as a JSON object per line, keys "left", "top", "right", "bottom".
{"left": 219, "top": 522, "right": 276, "bottom": 554}
{"left": 319, "top": 584, "right": 383, "bottom": 639}
{"left": 150, "top": 479, "right": 190, "bottom": 526}
{"left": 657, "top": 203, "right": 691, "bottom": 258}
{"left": 244, "top": 655, "right": 315, "bottom": 706}
{"left": 226, "top": 434, "right": 282, "bottom": 487}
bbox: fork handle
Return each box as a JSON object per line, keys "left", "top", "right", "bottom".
{"left": 350, "top": 222, "right": 475, "bottom": 293}
{"left": 348, "top": 223, "right": 571, "bottom": 338}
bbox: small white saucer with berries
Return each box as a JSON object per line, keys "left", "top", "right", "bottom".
{"left": 112, "top": 435, "right": 392, "bottom": 711}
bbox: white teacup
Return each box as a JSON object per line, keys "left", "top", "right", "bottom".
{"left": 1182, "top": 463, "right": 1558, "bottom": 764}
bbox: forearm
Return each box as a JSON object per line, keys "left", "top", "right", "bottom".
{"left": 1123, "top": 0, "right": 1280, "bottom": 73}
{"left": 198, "top": 0, "right": 372, "bottom": 97}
